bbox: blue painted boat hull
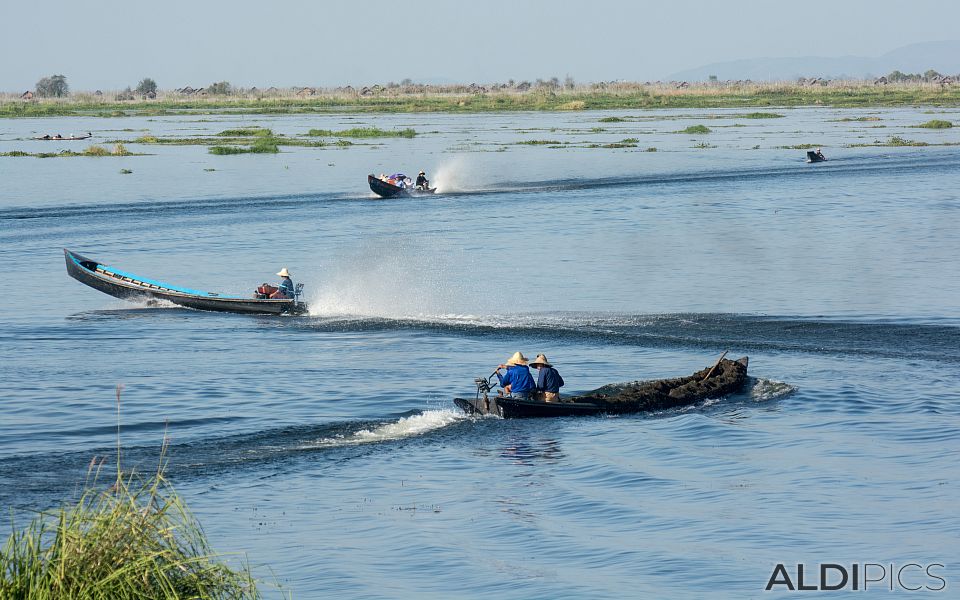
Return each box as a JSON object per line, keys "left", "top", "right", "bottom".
{"left": 63, "top": 249, "right": 307, "bottom": 315}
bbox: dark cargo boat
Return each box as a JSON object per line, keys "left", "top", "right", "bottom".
{"left": 454, "top": 356, "right": 749, "bottom": 418}
{"left": 63, "top": 249, "right": 307, "bottom": 315}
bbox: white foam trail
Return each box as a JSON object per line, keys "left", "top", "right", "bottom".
{"left": 751, "top": 378, "right": 797, "bottom": 401}
{"left": 305, "top": 237, "right": 492, "bottom": 318}
{"left": 307, "top": 409, "right": 466, "bottom": 449}
{"left": 431, "top": 155, "right": 475, "bottom": 193}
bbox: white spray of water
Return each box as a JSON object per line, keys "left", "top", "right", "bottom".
{"left": 305, "top": 236, "right": 492, "bottom": 318}
{"left": 304, "top": 409, "right": 466, "bottom": 449}
{"left": 431, "top": 155, "right": 479, "bottom": 193}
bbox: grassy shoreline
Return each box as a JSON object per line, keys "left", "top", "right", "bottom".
{"left": 3, "top": 82, "right": 960, "bottom": 118}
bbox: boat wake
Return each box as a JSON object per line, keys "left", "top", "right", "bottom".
{"left": 302, "top": 409, "right": 468, "bottom": 449}
{"left": 751, "top": 378, "right": 797, "bottom": 402}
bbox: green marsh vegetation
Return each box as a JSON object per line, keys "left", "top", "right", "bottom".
{"left": 831, "top": 116, "right": 882, "bottom": 122}
{"left": 679, "top": 125, "right": 712, "bottom": 134}
{"left": 306, "top": 127, "right": 416, "bottom": 138}
{"left": 847, "top": 135, "right": 960, "bottom": 147}
{"left": 915, "top": 119, "right": 953, "bottom": 128}
{"left": 1, "top": 143, "right": 142, "bottom": 158}
{"left": 5, "top": 81, "right": 960, "bottom": 119}
{"left": 739, "top": 112, "right": 785, "bottom": 118}
{"left": 0, "top": 388, "right": 265, "bottom": 599}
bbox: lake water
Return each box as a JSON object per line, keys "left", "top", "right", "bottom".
{"left": 1, "top": 107, "right": 958, "bottom": 598}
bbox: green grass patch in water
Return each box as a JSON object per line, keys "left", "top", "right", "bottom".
{"left": 516, "top": 139, "right": 561, "bottom": 145}
{"left": 915, "top": 119, "right": 953, "bottom": 128}
{"left": 679, "top": 125, "right": 712, "bottom": 134}
{"left": 306, "top": 127, "right": 415, "bottom": 138}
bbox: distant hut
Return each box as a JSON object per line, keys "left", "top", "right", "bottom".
{"left": 145, "top": 91, "right": 156, "bottom": 99}
{"left": 180, "top": 86, "right": 196, "bottom": 96}
{"left": 20, "top": 90, "right": 34, "bottom": 100}
{"left": 94, "top": 90, "right": 103, "bottom": 96}
{"left": 296, "top": 87, "right": 316, "bottom": 97}
{"left": 360, "top": 86, "right": 373, "bottom": 96}
{"left": 874, "top": 76, "right": 888, "bottom": 86}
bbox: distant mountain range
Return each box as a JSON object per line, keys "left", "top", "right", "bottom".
{"left": 668, "top": 40, "right": 960, "bottom": 82}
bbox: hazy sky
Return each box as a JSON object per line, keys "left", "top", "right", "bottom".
{"left": 2, "top": 0, "right": 959, "bottom": 91}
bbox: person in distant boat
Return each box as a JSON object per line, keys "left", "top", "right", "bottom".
{"left": 54, "top": 133, "right": 63, "bottom": 140}
{"left": 494, "top": 352, "right": 536, "bottom": 399}
{"left": 530, "top": 354, "right": 564, "bottom": 402}
{"left": 272, "top": 267, "right": 295, "bottom": 299}
{"left": 815, "top": 147, "right": 826, "bottom": 160}
{"left": 415, "top": 170, "right": 429, "bottom": 190}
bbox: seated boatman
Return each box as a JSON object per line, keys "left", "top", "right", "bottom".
{"left": 271, "top": 267, "right": 295, "bottom": 299}
{"left": 530, "top": 354, "right": 564, "bottom": 402}
{"left": 493, "top": 352, "right": 536, "bottom": 399}
{"left": 415, "top": 170, "right": 429, "bottom": 190}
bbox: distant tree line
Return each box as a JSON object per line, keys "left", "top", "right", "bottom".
{"left": 884, "top": 69, "right": 952, "bottom": 82}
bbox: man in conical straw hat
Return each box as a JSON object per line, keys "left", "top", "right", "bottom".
{"left": 493, "top": 351, "right": 536, "bottom": 399}
{"left": 273, "top": 267, "right": 295, "bottom": 299}
{"left": 530, "top": 353, "right": 564, "bottom": 402}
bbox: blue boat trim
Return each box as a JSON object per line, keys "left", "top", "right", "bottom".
{"left": 69, "top": 252, "right": 245, "bottom": 299}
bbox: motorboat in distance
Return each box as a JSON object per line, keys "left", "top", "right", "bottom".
{"left": 368, "top": 174, "right": 436, "bottom": 198}
{"left": 63, "top": 249, "right": 307, "bottom": 315}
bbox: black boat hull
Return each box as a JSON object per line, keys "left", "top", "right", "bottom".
{"left": 368, "top": 174, "right": 436, "bottom": 198}
{"left": 806, "top": 151, "right": 826, "bottom": 163}
{"left": 455, "top": 357, "right": 749, "bottom": 418}
{"left": 64, "top": 249, "right": 307, "bottom": 315}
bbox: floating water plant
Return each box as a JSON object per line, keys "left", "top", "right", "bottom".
{"left": 306, "top": 127, "right": 415, "bottom": 138}
{"left": 680, "top": 125, "right": 712, "bottom": 134}
{"left": 915, "top": 119, "right": 953, "bottom": 128}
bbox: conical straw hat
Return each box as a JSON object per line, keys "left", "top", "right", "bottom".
{"left": 529, "top": 354, "right": 552, "bottom": 368}
{"left": 276, "top": 268, "right": 290, "bottom": 277}
{"left": 506, "top": 351, "right": 529, "bottom": 366}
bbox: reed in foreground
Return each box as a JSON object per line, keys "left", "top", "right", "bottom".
{"left": 0, "top": 458, "right": 262, "bottom": 599}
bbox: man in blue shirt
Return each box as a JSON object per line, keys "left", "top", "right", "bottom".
{"left": 494, "top": 352, "right": 536, "bottom": 399}
{"left": 530, "top": 354, "right": 564, "bottom": 402}
{"left": 275, "top": 267, "right": 295, "bottom": 299}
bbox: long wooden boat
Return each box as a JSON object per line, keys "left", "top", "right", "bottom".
{"left": 368, "top": 174, "right": 436, "bottom": 198}
{"left": 454, "top": 356, "right": 749, "bottom": 418}
{"left": 63, "top": 249, "right": 307, "bottom": 315}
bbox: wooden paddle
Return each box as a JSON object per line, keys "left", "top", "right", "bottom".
{"left": 701, "top": 350, "right": 729, "bottom": 381}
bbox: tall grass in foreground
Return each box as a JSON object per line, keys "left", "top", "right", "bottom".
{"left": 0, "top": 388, "right": 264, "bottom": 599}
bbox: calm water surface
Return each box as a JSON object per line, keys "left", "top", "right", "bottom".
{"left": 1, "top": 107, "right": 958, "bottom": 598}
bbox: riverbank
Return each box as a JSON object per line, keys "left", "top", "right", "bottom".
{"left": 3, "top": 81, "right": 960, "bottom": 118}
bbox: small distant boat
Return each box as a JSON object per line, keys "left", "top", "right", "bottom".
{"left": 34, "top": 133, "right": 92, "bottom": 141}
{"left": 64, "top": 249, "right": 307, "bottom": 315}
{"left": 368, "top": 174, "right": 436, "bottom": 198}
{"left": 806, "top": 150, "right": 826, "bottom": 163}
{"left": 454, "top": 356, "right": 749, "bottom": 418}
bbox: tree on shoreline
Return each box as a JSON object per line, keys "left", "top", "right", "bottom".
{"left": 35, "top": 74, "right": 69, "bottom": 98}
{"left": 207, "top": 81, "right": 232, "bottom": 95}
{"left": 135, "top": 77, "right": 158, "bottom": 96}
